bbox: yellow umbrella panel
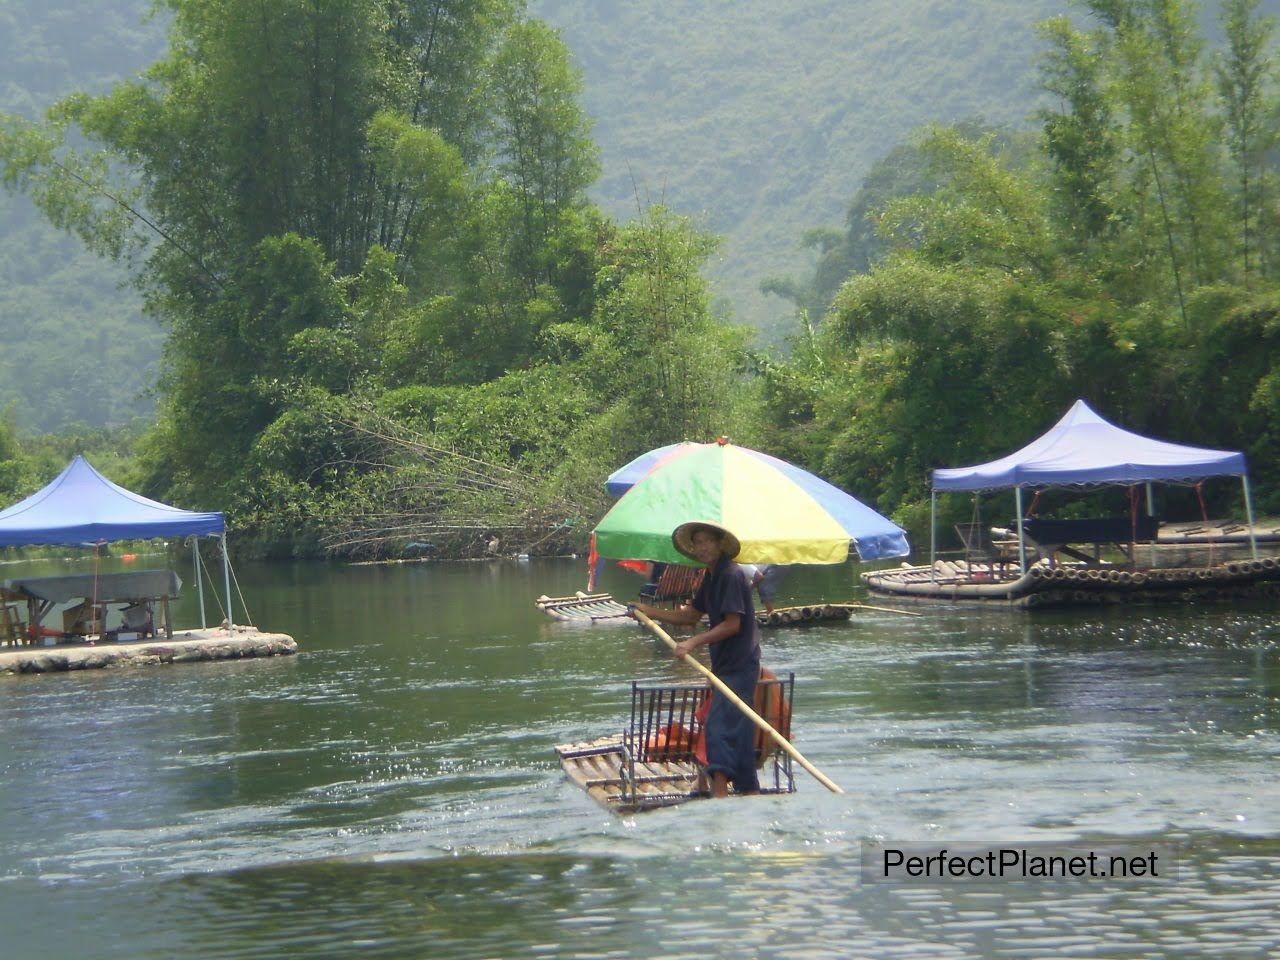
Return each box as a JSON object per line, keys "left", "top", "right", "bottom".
{"left": 592, "top": 442, "right": 909, "bottom": 565}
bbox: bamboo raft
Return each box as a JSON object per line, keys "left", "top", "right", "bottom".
{"left": 536, "top": 592, "right": 630, "bottom": 622}
{"left": 757, "top": 603, "right": 856, "bottom": 627}
{"left": 536, "top": 592, "right": 861, "bottom": 626}
{"left": 863, "top": 555, "right": 1280, "bottom": 608}
{"left": 555, "top": 676, "right": 797, "bottom": 814}
{"left": 555, "top": 735, "right": 702, "bottom": 813}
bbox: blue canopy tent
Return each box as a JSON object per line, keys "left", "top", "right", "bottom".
{"left": 0, "top": 456, "right": 232, "bottom": 628}
{"left": 930, "top": 400, "right": 1257, "bottom": 572}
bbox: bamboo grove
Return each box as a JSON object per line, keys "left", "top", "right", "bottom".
{"left": 3, "top": 0, "right": 1280, "bottom": 557}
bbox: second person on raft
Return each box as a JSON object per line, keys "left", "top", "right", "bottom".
{"left": 628, "top": 521, "right": 761, "bottom": 798}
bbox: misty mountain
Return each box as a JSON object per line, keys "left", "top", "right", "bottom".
{"left": 0, "top": 0, "right": 164, "bottom": 432}
{"left": 531, "top": 0, "right": 1067, "bottom": 336}
{"left": 2, "top": 0, "right": 1270, "bottom": 431}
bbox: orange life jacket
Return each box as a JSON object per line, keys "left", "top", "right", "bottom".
{"left": 679, "top": 667, "right": 792, "bottom": 769}
{"left": 753, "top": 666, "right": 792, "bottom": 766}
{"left": 644, "top": 721, "right": 697, "bottom": 759}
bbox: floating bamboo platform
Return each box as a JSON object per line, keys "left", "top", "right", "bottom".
{"left": 863, "top": 556, "right": 1280, "bottom": 609}
{"left": 536, "top": 592, "right": 631, "bottom": 622}
{"left": 864, "top": 518, "right": 1280, "bottom": 609}
{"left": 535, "top": 592, "right": 864, "bottom": 626}
{"left": 555, "top": 674, "right": 798, "bottom": 814}
{"left": 757, "top": 604, "right": 856, "bottom": 627}
{"left": 555, "top": 735, "right": 704, "bottom": 813}
{"left": 0, "top": 625, "right": 298, "bottom": 675}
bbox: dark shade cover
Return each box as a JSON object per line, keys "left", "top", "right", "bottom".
{"left": 932, "top": 400, "right": 1248, "bottom": 493}
{"left": 0, "top": 456, "right": 224, "bottom": 546}
{"left": 4, "top": 570, "right": 182, "bottom": 603}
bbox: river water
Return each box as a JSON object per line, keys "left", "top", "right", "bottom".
{"left": 2, "top": 555, "right": 1279, "bottom": 958}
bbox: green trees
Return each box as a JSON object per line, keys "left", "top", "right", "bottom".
{"left": 0, "top": 408, "right": 30, "bottom": 502}
{"left": 1215, "top": 0, "right": 1279, "bottom": 284}
{"left": 586, "top": 206, "right": 750, "bottom": 448}
{"left": 1038, "top": 15, "right": 1119, "bottom": 243}
{"left": 761, "top": 0, "right": 1280, "bottom": 541}
{"left": 490, "top": 20, "right": 600, "bottom": 289}
{"left": 0, "top": 0, "right": 754, "bottom": 556}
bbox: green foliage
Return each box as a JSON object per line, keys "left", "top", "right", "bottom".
{"left": 0, "top": 0, "right": 163, "bottom": 433}
{"left": 430, "top": 364, "right": 596, "bottom": 473}
{"left": 761, "top": 120, "right": 1028, "bottom": 334}
{"left": 586, "top": 205, "right": 753, "bottom": 448}
{"left": 530, "top": 0, "right": 1076, "bottom": 334}
{"left": 759, "top": 1, "right": 1280, "bottom": 549}
{"left": 1037, "top": 15, "right": 1121, "bottom": 241}
{"left": 0, "top": 0, "right": 766, "bottom": 556}
{"left": 0, "top": 405, "right": 32, "bottom": 500}
{"left": 12, "top": 0, "right": 1280, "bottom": 564}
{"left": 1214, "top": 0, "right": 1280, "bottom": 282}
{"left": 488, "top": 18, "right": 600, "bottom": 289}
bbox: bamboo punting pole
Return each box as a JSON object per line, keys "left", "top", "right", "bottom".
{"left": 849, "top": 602, "right": 923, "bottom": 617}
{"left": 632, "top": 609, "right": 845, "bottom": 795}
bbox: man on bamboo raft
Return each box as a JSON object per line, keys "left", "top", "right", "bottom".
{"left": 628, "top": 522, "right": 761, "bottom": 798}
{"left": 739, "top": 562, "right": 788, "bottom": 613}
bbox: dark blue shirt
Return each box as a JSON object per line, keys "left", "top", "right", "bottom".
{"left": 691, "top": 554, "right": 761, "bottom": 677}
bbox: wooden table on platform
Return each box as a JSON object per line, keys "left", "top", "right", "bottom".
{"left": 2, "top": 569, "right": 182, "bottom": 642}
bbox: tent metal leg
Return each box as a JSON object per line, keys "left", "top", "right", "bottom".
{"left": 1015, "top": 487, "right": 1027, "bottom": 574}
{"left": 1242, "top": 474, "right": 1259, "bottom": 560}
{"left": 195, "top": 538, "right": 207, "bottom": 629}
{"left": 1146, "top": 482, "right": 1157, "bottom": 568}
{"left": 221, "top": 534, "right": 234, "bottom": 629}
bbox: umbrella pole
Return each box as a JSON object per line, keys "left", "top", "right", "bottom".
{"left": 929, "top": 490, "right": 937, "bottom": 583}
{"left": 633, "top": 610, "right": 845, "bottom": 795}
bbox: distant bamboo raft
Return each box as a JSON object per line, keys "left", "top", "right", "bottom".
{"left": 863, "top": 555, "right": 1280, "bottom": 608}
{"left": 757, "top": 604, "right": 856, "bottom": 627}
{"left": 535, "top": 593, "right": 861, "bottom": 626}
{"left": 536, "top": 593, "right": 632, "bottom": 622}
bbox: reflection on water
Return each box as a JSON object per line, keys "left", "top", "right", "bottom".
{"left": 6, "top": 841, "right": 1280, "bottom": 960}
{"left": 2, "top": 557, "right": 1279, "bottom": 958}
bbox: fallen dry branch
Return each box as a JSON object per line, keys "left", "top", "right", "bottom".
{"left": 318, "top": 404, "right": 592, "bottom": 559}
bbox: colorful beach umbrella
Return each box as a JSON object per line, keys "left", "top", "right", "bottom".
{"left": 604, "top": 441, "right": 703, "bottom": 495}
{"left": 592, "top": 440, "right": 910, "bottom": 565}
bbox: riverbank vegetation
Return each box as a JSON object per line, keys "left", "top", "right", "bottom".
{"left": 4, "top": 0, "right": 1280, "bottom": 558}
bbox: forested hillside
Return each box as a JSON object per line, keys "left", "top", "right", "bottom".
{"left": 3, "top": 1, "right": 1277, "bottom": 432}
{"left": 0, "top": 0, "right": 1079, "bottom": 435}
{"left": 752, "top": 0, "right": 1280, "bottom": 534}
{"left": 0, "top": 0, "right": 164, "bottom": 432}
{"left": 5, "top": 0, "right": 1280, "bottom": 562}
{"left": 530, "top": 0, "right": 1066, "bottom": 337}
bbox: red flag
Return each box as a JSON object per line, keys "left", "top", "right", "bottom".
{"left": 586, "top": 532, "right": 600, "bottom": 591}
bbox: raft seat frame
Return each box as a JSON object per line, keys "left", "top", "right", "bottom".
{"left": 619, "top": 676, "right": 796, "bottom": 806}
